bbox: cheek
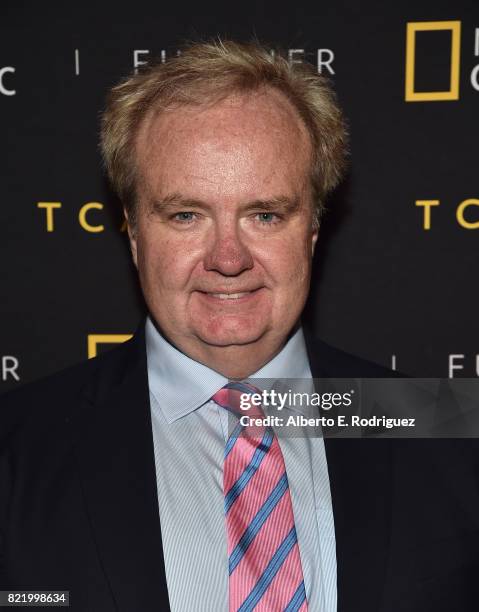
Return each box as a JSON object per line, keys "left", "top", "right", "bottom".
{"left": 261, "top": 234, "right": 312, "bottom": 287}
{"left": 138, "top": 233, "right": 203, "bottom": 292}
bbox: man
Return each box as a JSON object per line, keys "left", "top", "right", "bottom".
{"left": 1, "top": 40, "right": 478, "bottom": 612}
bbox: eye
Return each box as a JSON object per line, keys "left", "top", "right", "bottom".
{"left": 255, "top": 212, "right": 281, "bottom": 225}
{"left": 173, "top": 211, "right": 196, "bottom": 223}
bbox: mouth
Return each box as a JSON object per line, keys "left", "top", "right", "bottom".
{"left": 207, "top": 291, "right": 252, "bottom": 300}
{"left": 196, "top": 288, "right": 263, "bottom": 302}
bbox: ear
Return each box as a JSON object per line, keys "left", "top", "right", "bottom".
{"left": 124, "top": 207, "right": 138, "bottom": 268}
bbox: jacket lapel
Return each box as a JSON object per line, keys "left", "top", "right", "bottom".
{"left": 71, "top": 328, "right": 170, "bottom": 611}
{"left": 306, "top": 333, "right": 393, "bottom": 612}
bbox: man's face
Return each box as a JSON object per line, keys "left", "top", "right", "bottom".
{"left": 130, "top": 88, "right": 318, "bottom": 367}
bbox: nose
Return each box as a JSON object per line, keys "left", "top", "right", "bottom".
{"left": 203, "top": 226, "right": 254, "bottom": 276}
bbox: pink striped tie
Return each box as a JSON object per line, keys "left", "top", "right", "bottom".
{"left": 212, "top": 382, "right": 308, "bottom": 612}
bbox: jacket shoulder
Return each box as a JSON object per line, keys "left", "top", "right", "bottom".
{"left": 0, "top": 333, "right": 142, "bottom": 444}
{"left": 304, "top": 332, "right": 401, "bottom": 378}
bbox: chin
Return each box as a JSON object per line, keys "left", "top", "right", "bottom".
{"left": 195, "top": 320, "right": 268, "bottom": 348}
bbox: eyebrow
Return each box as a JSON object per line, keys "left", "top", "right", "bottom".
{"left": 149, "top": 193, "right": 302, "bottom": 215}
{"left": 149, "top": 194, "right": 209, "bottom": 214}
{"left": 242, "top": 196, "right": 301, "bottom": 214}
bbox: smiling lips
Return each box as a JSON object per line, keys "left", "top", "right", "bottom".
{"left": 209, "top": 292, "right": 251, "bottom": 300}
{"left": 198, "top": 288, "right": 262, "bottom": 301}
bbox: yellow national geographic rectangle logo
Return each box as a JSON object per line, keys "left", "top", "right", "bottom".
{"left": 405, "top": 20, "right": 461, "bottom": 101}
{"left": 88, "top": 334, "right": 133, "bottom": 358}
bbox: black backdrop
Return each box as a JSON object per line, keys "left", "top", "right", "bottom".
{"left": 1, "top": 0, "right": 478, "bottom": 392}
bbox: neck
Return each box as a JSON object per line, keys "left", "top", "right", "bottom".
{"left": 155, "top": 322, "right": 299, "bottom": 379}
{"left": 191, "top": 343, "right": 284, "bottom": 379}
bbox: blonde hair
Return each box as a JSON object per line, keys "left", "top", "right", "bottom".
{"left": 100, "top": 39, "right": 347, "bottom": 226}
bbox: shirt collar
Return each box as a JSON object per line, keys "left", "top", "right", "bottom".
{"left": 145, "top": 316, "right": 312, "bottom": 423}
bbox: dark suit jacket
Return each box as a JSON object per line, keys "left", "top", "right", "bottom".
{"left": 1, "top": 326, "right": 478, "bottom": 611}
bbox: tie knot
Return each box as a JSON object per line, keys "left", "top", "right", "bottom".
{"left": 212, "top": 381, "right": 263, "bottom": 417}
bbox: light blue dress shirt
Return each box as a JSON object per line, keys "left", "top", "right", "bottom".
{"left": 145, "top": 317, "right": 337, "bottom": 612}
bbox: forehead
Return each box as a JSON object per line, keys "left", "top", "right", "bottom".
{"left": 135, "top": 88, "right": 312, "bottom": 202}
